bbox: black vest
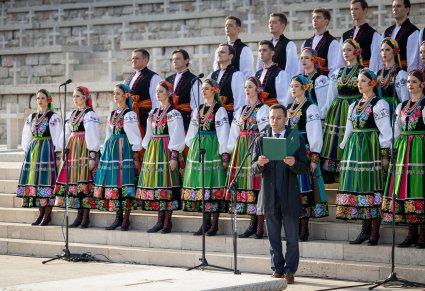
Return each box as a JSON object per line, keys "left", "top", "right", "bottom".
{"left": 304, "top": 31, "right": 336, "bottom": 75}
{"left": 422, "top": 28, "right": 425, "bottom": 42}
{"left": 165, "top": 70, "right": 196, "bottom": 105}
{"left": 232, "top": 39, "right": 248, "bottom": 71}
{"left": 384, "top": 18, "right": 419, "bottom": 71}
{"left": 255, "top": 65, "right": 282, "bottom": 100}
{"left": 342, "top": 23, "right": 377, "bottom": 67}
{"left": 125, "top": 67, "right": 157, "bottom": 101}
{"left": 211, "top": 65, "right": 238, "bottom": 105}
{"left": 273, "top": 34, "right": 291, "bottom": 70}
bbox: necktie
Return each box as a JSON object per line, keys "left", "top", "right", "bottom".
{"left": 275, "top": 133, "right": 281, "bottom": 138}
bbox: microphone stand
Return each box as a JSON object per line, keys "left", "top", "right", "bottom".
{"left": 43, "top": 82, "right": 96, "bottom": 264}
{"left": 187, "top": 75, "right": 233, "bottom": 273}
{"left": 227, "top": 129, "right": 261, "bottom": 275}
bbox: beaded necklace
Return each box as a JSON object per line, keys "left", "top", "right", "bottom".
{"left": 241, "top": 100, "right": 260, "bottom": 121}
{"left": 34, "top": 109, "right": 50, "bottom": 126}
{"left": 110, "top": 107, "right": 128, "bottom": 126}
{"left": 288, "top": 97, "right": 307, "bottom": 119}
{"left": 379, "top": 64, "right": 397, "bottom": 89}
{"left": 340, "top": 63, "right": 359, "bottom": 85}
{"left": 69, "top": 108, "right": 87, "bottom": 126}
{"left": 153, "top": 104, "right": 171, "bottom": 127}
{"left": 355, "top": 95, "right": 374, "bottom": 113}
{"left": 200, "top": 101, "right": 216, "bottom": 127}
{"left": 404, "top": 96, "right": 424, "bottom": 115}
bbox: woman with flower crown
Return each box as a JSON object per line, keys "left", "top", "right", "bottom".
{"left": 17, "top": 89, "right": 62, "bottom": 226}
{"left": 226, "top": 76, "right": 269, "bottom": 239}
{"left": 382, "top": 70, "right": 425, "bottom": 249}
{"left": 94, "top": 83, "right": 143, "bottom": 231}
{"left": 182, "top": 78, "right": 230, "bottom": 236}
{"left": 337, "top": 68, "right": 391, "bottom": 246}
{"left": 378, "top": 38, "right": 408, "bottom": 118}
{"left": 297, "top": 47, "right": 330, "bottom": 120}
{"left": 321, "top": 39, "right": 364, "bottom": 183}
{"left": 53, "top": 86, "right": 100, "bottom": 229}
{"left": 287, "top": 75, "right": 327, "bottom": 242}
{"left": 136, "top": 80, "right": 185, "bottom": 234}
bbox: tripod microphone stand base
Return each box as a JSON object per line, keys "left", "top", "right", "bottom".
{"left": 42, "top": 249, "right": 98, "bottom": 264}
{"left": 187, "top": 257, "right": 236, "bottom": 273}
{"left": 368, "top": 272, "right": 425, "bottom": 290}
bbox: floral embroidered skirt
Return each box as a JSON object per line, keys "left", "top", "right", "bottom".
{"left": 182, "top": 132, "right": 226, "bottom": 213}
{"left": 225, "top": 130, "right": 261, "bottom": 214}
{"left": 336, "top": 129, "right": 383, "bottom": 220}
{"left": 16, "top": 137, "right": 57, "bottom": 207}
{"left": 54, "top": 132, "right": 97, "bottom": 209}
{"left": 322, "top": 95, "right": 360, "bottom": 173}
{"left": 136, "top": 134, "right": 181, "bottom": 211}
{"left": 94, "top": 134, "right": 136, "bottom": 212}
{"left": 298, "top": 135, "right": 328, "bottom": 218}
{"left": 382, "top": 131, "right": 425, "bottom": 224}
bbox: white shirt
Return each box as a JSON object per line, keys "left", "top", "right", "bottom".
{"left": 213, "top": 44, "right": 254, "bottom": 79}
{"left": 271, "top": 129, "right": 286, "bottom": 138}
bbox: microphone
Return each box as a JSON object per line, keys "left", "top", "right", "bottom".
{"left": 191, "top": 73, "right": 204, "bottom": 84}
{"left": 59, "top": 79, "right": 72, "bottom": 86}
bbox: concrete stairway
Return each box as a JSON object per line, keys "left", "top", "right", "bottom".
{"left": 0, "top": 151, "right": 424, "bottom": 283}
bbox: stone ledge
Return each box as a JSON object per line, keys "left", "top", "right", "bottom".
{"left": 0, "top": 82, "right": 116, "bottom": 94}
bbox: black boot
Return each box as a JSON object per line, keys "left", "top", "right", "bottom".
{"left": 238, "top": 215, "right": 258, "bottom": 238}
{"left": 193, "top": 213, "right": 211, "bottom": 236}
{"left": 121, "top": 210, "right": 131, "bottom": 231}
{"left": 106, "top": 210, "right": 122, "bottom": 230}
{"left": 255, "top": 215, "right": 265, "bottom": 239}
{"left": 147, "top": 211, "right": 165, "bottom": 233}
{"left": 206, "top": 212, "right": 220, "bottom": 236}
{"left": 416, "top": 224, "right": 425, "bottom": 249}
{"left": 39, "top": 207, "right": 52, "bottom": 226}
{"left": 398, "top": 224, "right": 418, "bottom": 248}
{"left": 80, "top": 209, "right": 90, "bottom": 229}
{"left": 31, "top": 207, "right": 45, "bottom": 226}
{"left": 299, "top": 217, "right": 309, "bottom": 242}
{"left": 69, "top": 209, "right": 83, "bottom": 228}
{"left": 350, "top": 220, "right": 371, "bottom": 244}
{"left": 368, "top": 218, "right": 381, "bottom": 246}
{"left": 161, "top": 210, "right": 173, "bottom": 234}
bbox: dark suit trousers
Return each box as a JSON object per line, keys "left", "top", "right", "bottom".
{"left": 265, "top": 205, "right": 300, "bottom": 274}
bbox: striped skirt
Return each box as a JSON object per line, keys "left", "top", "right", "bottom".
{"left": 336, "top": 129, "right": 383, "bottom": 220}
{"left": 382, "top": 131, "right": 425, "bottom": 224}
{"left": 94, "top": 134, "right": 136, "bottom": 212}
{"left": 54, "top": 132, "right": 97, "bottom": 209}
{"left": 225, "top": 130, "right": 261, "bottom": 214}
{"left": 136, "top": 134, "right": 181, "bottom": 211}
{"left": 182, "top": 131, "right": 227, "bottom": 213}
{"left": 16, "top": 137, "right": 57, "bottom": 207}
{"left": 322, "top": 95, "right": 360, "bottom": 172}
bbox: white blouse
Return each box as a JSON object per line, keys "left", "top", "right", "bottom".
{"left": 21, "top": 112, "right": 62, "bottom": 152}
{"left": 340, "top": 99, "right": 392, "bottom": 149}
{"left": 227, "top": 104, "right": 270, "bottom": 153}
{"left": 105, "top": 110, "right": 143, "bottom": 152}
{"left": 142, "top": 108, "right": 186, "bottom": 152}
{"left": 305, "top": 104, "right": 323, "bottom": 153}
{"left": 185, "top": 106, "right": 230, "bottom": 155}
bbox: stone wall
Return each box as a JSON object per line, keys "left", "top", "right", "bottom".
{"left": 1, "top": 0, "right": 425, "bottom": 144}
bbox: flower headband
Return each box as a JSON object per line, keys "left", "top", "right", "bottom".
{"left": 204, "top": 78, "right": 220, "bottom": 95}
{"left": 360, "top": 68, "right": 379, "bottom": 87}
{"left": 37, "top": 89, "right": 52, "bottom": 103}
{"left": 76, "top": 86, "right": 93, "bottom": 108}
{"left": 159, "top": 80, "right": 175, "bottom": 97}
{"left": 292, "top": 75, "right": 313, "bottom": 91}
{"left": 247, "top": 76, "right": 263, "bottom": 93}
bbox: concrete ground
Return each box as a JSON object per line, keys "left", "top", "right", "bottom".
{"left": 0, "top": 255, "right": 423, "bottom": 291}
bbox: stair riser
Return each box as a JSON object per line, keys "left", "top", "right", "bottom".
{"left": 0, "top": 239, "right": 424, "bottom": 284}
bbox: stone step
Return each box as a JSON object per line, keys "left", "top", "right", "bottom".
{"left": 0, "top": 222, "right": 422, "bottom": 267}
{"left": 0, "top": 180, "right": 19, "bottom": 194}
{"left": 0, "top": 207, "right": 409, "bottom": 244}
{"left": 0, "top": 151, "right": 25, "bottom": 163}
{"left": 0, "top": 237, "right": 424, "bottom": 284}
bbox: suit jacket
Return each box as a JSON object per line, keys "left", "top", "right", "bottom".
{"left": 252, "top": 126, "right": 308, "bottom": 218}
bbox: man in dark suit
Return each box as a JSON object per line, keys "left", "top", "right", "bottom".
{"left": 252, "top": 104, "right": 308, "bottom": 284}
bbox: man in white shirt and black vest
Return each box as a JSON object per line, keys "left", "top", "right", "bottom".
{"left": 339, "top": 0, "right": 382, "bottom": 72}
{"left": 300, "top": 8, "right": 343, "bottom": 77}
{"left": 125, "top": 49, "right": 161, "bottom": 139}
{"left": 383, "top": 0, "right": 419, "bottom": 72}
{"left": 165, "top": 49, "right": 202, "bottom": 131}
{"left": 257, "top": 13, "right": 298, "bottom": 79}
{"left": 210, "top": 43, "right": 245, "bottom": 123}
{"left": 255, "top": 40, "right": 289, "bottom": 106}
{"left": 213, "top": 16, "right": 254, "bottom": 79}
